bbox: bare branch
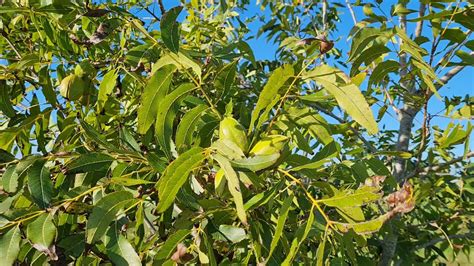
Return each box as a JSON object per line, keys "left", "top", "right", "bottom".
{"left": 322, "top": 0, "right": 328, "bottom": 31}
{"left": 414, "top": 4, "right": 426, "bottom": 38}
{"left": 157, "top": 0, "right": 166, "bottom": 14}
{"left": 405, "top": 151, "right": 474, "bottom": 179}
{"left": 345, "top": 0, "right": 357, "bottom": 26}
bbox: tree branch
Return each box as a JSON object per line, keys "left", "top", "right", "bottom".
{"left": 414, "top": 4, "right": 426, "bottom": 38}
{"left": 404, "top": 151, "right": 474, "bottom": 179}
{"left": 345, "top": 0, "right": 357, "bottom": 26}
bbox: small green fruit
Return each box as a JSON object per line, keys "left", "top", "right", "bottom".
{"left": 59, "top": 74, "right": 86, "bottom": 101}
{"left": 219, "top": 117, "right": 248, "bottom": 152}
{"left": 249, "top": 135, "right": 288, "bottom": 156}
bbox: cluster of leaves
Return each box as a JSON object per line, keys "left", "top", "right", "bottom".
{"left": 0, "top": 0, "right": 472, "bottom": 265}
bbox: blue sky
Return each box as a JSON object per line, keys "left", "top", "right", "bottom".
{"left": 155, "top": 0, "right": 473, "bottom": 154}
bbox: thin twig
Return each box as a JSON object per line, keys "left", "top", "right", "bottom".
{"left": 404, "top": 151, "right": 474, "bottom": 179}
{"left": 0, "top": 30, "right": 21, "bottom": 59}
{"left": 345, "top": 0, "right": 357, "bottom": 26}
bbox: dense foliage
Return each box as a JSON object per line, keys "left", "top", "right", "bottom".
{"left": 0, "top": 0, "right": 472, "bottom": 265}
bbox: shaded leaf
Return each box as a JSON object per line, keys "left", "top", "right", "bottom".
{"left": 86, "top": 191, "right": 136, "bottom": 243}
{"left": 161, "top": 6, "right": 183, "bottom": 53}
{"left": 155, "top": 230, "right": 189, "bottom": 261}
{"left": 28, "top": 160, "right": 53, "bottom": 209}
{"left": 105, "top": 222, "right": 141, "bottom": 266}
{"left": 66, "top": 153, "right": 114, "bottom": 174}
{"left": 156, "top": 83, "right": 196, "bottom": 159}
{"left": 0, "top": 226, "right": 21, "bottom": 266}
{"left": 268, "top": 194, "right": 294, "bottom": 260}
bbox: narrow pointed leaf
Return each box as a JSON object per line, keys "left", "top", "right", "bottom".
{"left": 249, "top": 64, "right": 294, "bottom": 131}
{"left": 2, "top": 165, "right": 19, "bottom": 193}
{"left": 98, "top": 69, "right": 118, "bottom": 110}
{"left": 137, "top": 65, "right": 176, "bottom": 134}
{"left": 156, "top": 147, "right": 206, "bottom": 213}
{"left": 268, "top": 194, "right": 294, "bottom": 260}
{"left": 156, "top": 83, "right": 196, "bottom": 159}
{"left": 160, "top": 6, "right": 183, "bottom": 53}
{"left": 105, "top": 223, "right": 141, "bottom": 266}
{"left": 231, "top": 153, "right": 280, "bottom": 172}
{"left": 213, "top": 154, "right": 247, "bottom": 225}
{"left": 155, "top": 229, "right": 189, "bottom": 260}
{"left": 66, "top": 153, "right": 114, "bottom": 174}
{"left": 175, "top": 105, "right": 208, "bottom": 151}
{"left": 318, "top": 186, "right": 382, "bottom": 208}
{"left": 86, "top": 191, "right": 136, "bottom": 243}
{"left": 28, "top": 160, "right": 53, "bottom": 209}
{"left": 0, "top": 226, "right": 21, "bottom": 266}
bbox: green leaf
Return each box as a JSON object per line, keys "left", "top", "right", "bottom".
{"left": 316, "top": 230, "right": 328, "bottom": 266}
{"left": 268, "top": 194, "right": 294, "bottom": 260}
{"left": 282, "top": 207, "right": 315, "bottom": 265}
{"left": 155, "top": 229, "right": 189, "bottom": 260}
{"left": 0, "top": 81, "right": 16, "bottom": 118}
{"left": 318, "top": 186, "right": 382, "bottom": 208}
{"left": 153, "top": 52, "right": 201, "bottom": 78}
{"left": 137, "top": 65, "right": 176, "bottom": 134}
{"left": 66, "top": 153, "right": 114, "bottom": 174}
{"left": 156, "top": 83, "right": 196, "bottom": 159}
{"left": 105, "top": 222, "right": 141, "bottom": 266}
{"left": 350, "top": 45, "right": 391, "bottom": 76}
{"left": 2, "top": 165, "right": 19, "bottom": 193}
{"left": 348, "top": 27, "right": 384, "bottom": 62}
{"left": 213, "top": 154, "right": 247, "bottom": 225}
{"left": 80, "top": 121, "right": 118, "bottom": 152}
{"left": 27, "top": 160, "right": 53, "bottom": 209}
{"left": 98, "top": 69, "right": 118, "bottom": 110}
{"left": 27, "top": 213, "right": 56, "bottom": 250}
{"left": 231, "top": 153, "right": 280, "bottom": 172}
{"left": 215, "top": 61, "right": 237, "bottom": 98}
{"left": 286, "top": 106, "right": 333, "bottom": 145}
{"left": 156, "top": 147, "right": 206, "bottom": 213}
{"left": 249, "top": 64, "right": 294, "bottom": 132}
{"left": 160, "top": 6, "right": 183, "bottom": 53}
{"left": 368, "top": 60, "right": 400, "bottom": 88}
{"left": 334, "top": 213, "right": 389, "bottom": 235}
{"left": 310, "top": 66, "right": 378, "bottom": 135}
{"left": 0, "top": 226, "right": 21, "bottom": 266}
{"left": 175, "top": 105, "right": 208, "bottom": 151}
{"left": 86, "top": 191, "right": 136, "bottom": 243}
{"left": 211, "top": 139, "right": 246, "bottom": 161}
{"left": 218, "top": 225, "right": 246, "bottom": 243}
